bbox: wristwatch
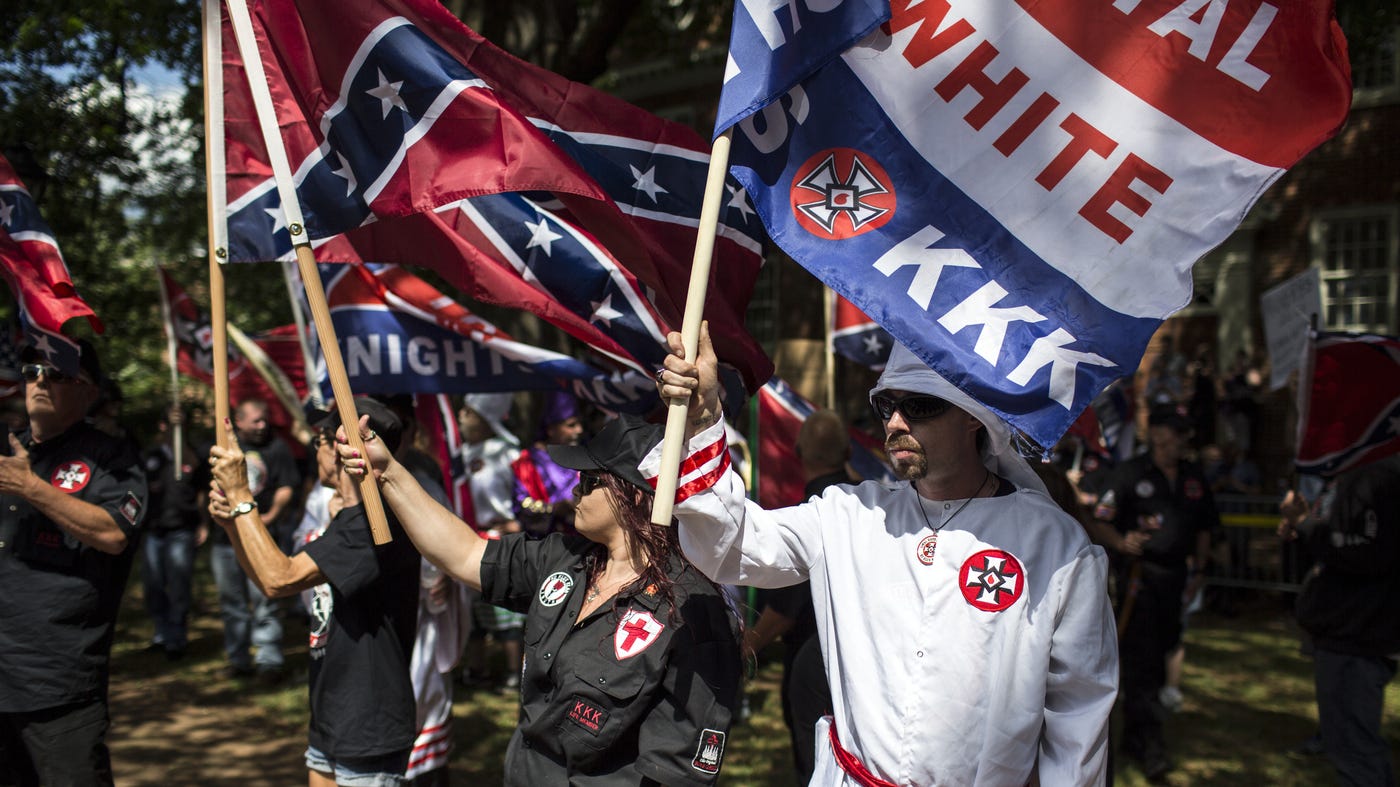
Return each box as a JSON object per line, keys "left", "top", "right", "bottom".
{"left": 230, "top": 501, "right": 256, "bottom": 518}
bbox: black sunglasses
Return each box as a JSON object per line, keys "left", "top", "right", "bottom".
{"left": 21, "top": 364, "right": 85, "bottom": 385}
{"left": 870, "top": 393, "right": 953, "bottom": 422}
{"left": 577, "top": 472, "right": 607, "bottom": 496}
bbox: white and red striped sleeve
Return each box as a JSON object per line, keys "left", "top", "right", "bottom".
{"left": 640, "top": 420, "right": 822, "bottom": 589}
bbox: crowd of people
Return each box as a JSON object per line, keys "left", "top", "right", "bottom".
{"left": 0, "top": 330, "right": 1394, "bottom": 787}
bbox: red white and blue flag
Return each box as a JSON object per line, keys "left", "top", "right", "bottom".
{"left": 718, "top": 0, "right": 1350, "bottom": 447}
{"left": 301, "top": 262, "right": 659, "bottom": 414}
{"left": 0, "top": 152, "right": 102, "bottom": 375}
{"left": 1296, "top": 332, "right": 1400, "bottom": 478}
{"left": 831, "top": 293, "right": 892, "bottom": 370}
{"left": 220, "top": 0, "right": 771, "bottom": 391}
{"left": 417, "top": 392, "right": 475, "bottom": 524}
{"left": 756, "top": 377, "right": 893, "bottom": 509}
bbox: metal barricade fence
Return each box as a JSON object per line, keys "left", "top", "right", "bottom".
{"left": 1207, "top": 494, "right": 1309, "bottom": 593}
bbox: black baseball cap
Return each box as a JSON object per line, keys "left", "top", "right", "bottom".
{"left": 547, "top": 415, "right": 662, "bottom": 494}
{"left": 308, "top": 397, "right": 404, "bottom": 453}
{"left": 21, "top": 339, "right": 103, "bottom": 384}
{"left": 1148, "top": 403, "right": 1192, "bottom": 433}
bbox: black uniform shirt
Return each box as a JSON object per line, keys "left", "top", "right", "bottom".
{"left": 480, "top": 532, "right": 741, "bottom": 786}
{"left": 0, "top": 421, "right": 147, "bottom": 711}
{"left": 1096, "top": 453, "right": 1220, "bottom": 566}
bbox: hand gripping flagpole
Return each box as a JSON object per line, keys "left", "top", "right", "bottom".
{"left": 650, "top": 129, "right": 732, "bottom": 525}
{"left": 223, "top": 0, "right": 392, "bottom": 543}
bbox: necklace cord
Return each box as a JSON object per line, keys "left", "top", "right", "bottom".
{"left": 913, "top": 468, "right": 993, "bottom": 533}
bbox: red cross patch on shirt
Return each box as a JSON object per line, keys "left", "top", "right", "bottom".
{"left": 958, "top": 549, "right": 1026, "bottom": 612}
{"left": 614, "top": 609, "right": 665, "bottom": 660}
{"left": 50, "top": 461, "right": 92, "bottom": 493}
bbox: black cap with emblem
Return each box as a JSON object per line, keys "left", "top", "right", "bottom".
{"left": 547, "top": 415, "right": 662, "bottom": 494}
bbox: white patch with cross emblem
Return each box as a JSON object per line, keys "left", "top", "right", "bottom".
{"left": 614, "top": 609, "right": 664, "bottom": 660}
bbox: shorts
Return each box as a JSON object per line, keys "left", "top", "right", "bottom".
{"left": 470, "top": 599, "right": 526, "bottom": 634}
{"left": 305, "top": 744, "right": 409, "bottom": 787}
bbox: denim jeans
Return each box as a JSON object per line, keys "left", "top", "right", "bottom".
{"left": 141, "top": 528, "right": 196, "bottom": 651}
{"left": 210, "top": 543, "right": 284, "bottom": 670}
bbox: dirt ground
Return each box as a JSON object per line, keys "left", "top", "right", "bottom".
{"left": 106, "top": 613, "right": 309, "bottom": 786}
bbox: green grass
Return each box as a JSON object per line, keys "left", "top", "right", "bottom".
{"left": 109, "top": 561, "right": 1398, "bottom": 785}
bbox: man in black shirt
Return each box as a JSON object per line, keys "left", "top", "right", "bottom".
{"left": 141, "top": 408, "right": 207, "bottom": 660}
{"left": 211, "top": 398, "right": 298, "bottom": 681}
{"left": 0, "top": 341, "right": 148, "bottom": 786}
{"left": 1090, "top": 403, "right": 1217, "bottom": 782}
{"left": 208, "top": 398, "right": 419, "bottom": 787}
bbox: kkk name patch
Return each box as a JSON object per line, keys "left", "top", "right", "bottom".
{"left": 119, "top": 492, "right": 143, "bottom": 526}
{"left": 566, "top": 696, "right": 608, "bottom": 736}
{"left": 692, "top": 728, "right": 726, "bottom": 773}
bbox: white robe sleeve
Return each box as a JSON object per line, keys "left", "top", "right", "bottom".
{"left": 1038, "top": 544, "right": 1118, "bottom": 786}
{"left": 640, "top": 421, "right": 823, "bottom": 589}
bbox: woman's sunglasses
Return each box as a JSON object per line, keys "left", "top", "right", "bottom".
{"left": 870, "top": 393, "right": 953, "bottom": 422}
{"left": 577, "top": 472, "right": 607, "bottom": 496}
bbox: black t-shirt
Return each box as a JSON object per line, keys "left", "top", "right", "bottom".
{"left": 144, "top": 444, "right": 207, "bottom": 533}
{"left": 212, "top": 435, "right": 299, "bottom": 545}
{"left": 302, "top": 504, "right": 420, "bottom": 759}
{"left": 480, "top": 533, "right": 741, "bottom": 786}
{"left": 1096, "top": 453, "right": 1220, "bottom": 566}
{"left": 0, "top": 422, "right": 148, "bottom": 711}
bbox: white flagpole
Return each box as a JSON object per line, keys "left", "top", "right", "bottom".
{"left": 155, "top": 265, "right": 184, "bottom": 480}
{"left": 824, "top": 286, "right": 836, "bottom": 410}
{"left": 224, "top": 0, "right": 391, "bottom": 543}
{"left": 650, "top": 129, "right": 732, "bottom": 525}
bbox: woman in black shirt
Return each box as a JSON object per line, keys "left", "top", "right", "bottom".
{"left": 342, "top": 413, "right": 741, "bottom": 785}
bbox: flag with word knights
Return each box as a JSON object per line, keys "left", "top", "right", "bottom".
{"left": 718, "top": 0, "right": 1350, "bottom": 447}
{"left": 1296, "top": 332, "right": 1400, "bottom": 478}
{"left": 756, "top": 377, "right": 893, "bottom": 509}
{"left": 0, "top": 152, "right": 103, "bottom": 375}
{"left": 219, "top": 0, "right": 772, "bottom": 391}
{"left": 831, "top": 292, "right": 892, "bottom": 369}
{"left": 302, "top": 262, "right": 659, "bottom": 414}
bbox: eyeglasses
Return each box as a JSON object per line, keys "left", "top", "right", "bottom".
{"left": 312, "top": 429, "right": 336, "bottom": 448}
{"left": 577, "top": 472, "right": 606, "bottom": 496}
{"left": 870, "top": 393, "right": 953, "bottom": 422}
{"left": 21, "top": 364, "right": 87, "bottom": 385}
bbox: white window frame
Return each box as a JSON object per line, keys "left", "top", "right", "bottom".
{"left": 1312, "top": 206, "right": 1400, "bottom": 334}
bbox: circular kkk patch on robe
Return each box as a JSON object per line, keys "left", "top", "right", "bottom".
{"left": 958, "top": 549, "right": 1025, "bottom": 612}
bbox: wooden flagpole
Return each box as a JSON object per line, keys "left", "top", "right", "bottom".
{"left": 202, "top": 0, "right": 231, "bottom": 449}
{"left": 650, "top": 129, "right": 732, "bottom": 525}
{"left": 155, "top": 265, "right": 184, "bottom": 480}
{"left": 223, "top": 0, "right": 391, "bottom": 543}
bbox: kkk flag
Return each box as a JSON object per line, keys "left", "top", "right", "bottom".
{"left": 757, "top": 377, "right": 893, "bottom": 509}
{"left": 1296, "top": 332, "right": 1400, "bottom": 478}
{"left": 299, "top": 262, "right": 659, "bottom": 414}
{"left": 718, "top": 0, "right": 1350, "bottom": 447}
{"left": 0, "top": 152, "right": 102, "bottom": 375}
{"left": 220, "top": 0, "right": 771, "bottom": 391}
{"left": 831, "top": 293, "right": 893, "bottom": 369}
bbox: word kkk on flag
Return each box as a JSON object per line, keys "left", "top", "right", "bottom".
{"left": 0, "top": 152, "right": 102, "bottom": 375}
{"left": 718, "top": 0, "right": 1350, "bottom": 447}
